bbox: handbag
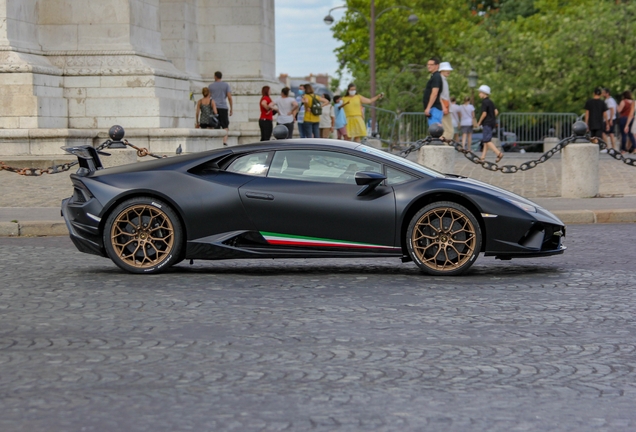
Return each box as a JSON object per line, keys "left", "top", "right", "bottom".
{"left": 209, "top": 111, "right": 219, "bottom": 128}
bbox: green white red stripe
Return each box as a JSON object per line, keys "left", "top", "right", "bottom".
{"left": 260, "top": 231, "right": 396, "bottom": 249}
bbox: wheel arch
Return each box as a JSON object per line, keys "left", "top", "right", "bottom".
{"left": 399, "top": 191, "right": 487, "bottom": 257}
{"left": 99, "top": 190, "right": 188, "bottom": 257}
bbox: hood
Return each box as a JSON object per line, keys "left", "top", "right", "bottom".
{"left": 453, "top": 176, "right": 563, "bottom": 225}
{"left": 450, "top": 175, "right": 544, "bottom": 209}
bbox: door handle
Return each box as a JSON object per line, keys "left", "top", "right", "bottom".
{"left": 245, "top": 192, "right": 274, "bottom": 200}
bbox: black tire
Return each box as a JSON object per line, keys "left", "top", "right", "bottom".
{"left": 103, "top": 197, "right": 183, "bottom": 274}
{"left": 406, "top": 201, "right": 482, "bottom": 276}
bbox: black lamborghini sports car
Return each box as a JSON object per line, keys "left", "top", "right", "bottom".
{"left": 61, "top": 139, "right": 565, "bottom": 275}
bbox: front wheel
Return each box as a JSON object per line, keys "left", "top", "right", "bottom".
{"left": 406, "top": 201, "right": 482, "bottom": 276}
{"left": 103, "top": 197, "right": 183, "bottom": 274}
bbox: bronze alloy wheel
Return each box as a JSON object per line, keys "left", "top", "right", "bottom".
{"left": 110, "top": 204, "right": 175, "bottom": 269}
{"left": 408, "top": 202, "right": 481, "bottom": 275}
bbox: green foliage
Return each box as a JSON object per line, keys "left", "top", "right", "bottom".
{"left": 330, "top": 0, "right": 636, "bottom": 113}
{"left": 331, "top": 0, "right": 477, "bottom": 112}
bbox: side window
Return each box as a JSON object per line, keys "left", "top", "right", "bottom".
{"left": 386, "top": 167, "right": 417, "bottom": 185}
{"left": 268, "top": 150, "right": 382, "bottom": 184}
{"left": 225, "top": 152, "right": 272, "bottom": 176}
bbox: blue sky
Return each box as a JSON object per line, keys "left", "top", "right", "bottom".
{"left": 275, "top": 0, "right": 350, "bottom": 81}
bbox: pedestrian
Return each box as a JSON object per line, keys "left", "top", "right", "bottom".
{"left": 342, "top": 83, "right": 383, "bottom": 142}
{"left": 333, "top": 95, "right": 350, "bottom": 140}
{"left": 439, "top": 61, "right": 454, "bottom": 140}
{"left": 194, "top": 87, "right": 218, "bottom": 129}
{"left": 422, "top": 57, "right": 443, "bottom": 127}
{"left": 450, "top": 97, "right": 460, "bottom": 142}
{"left": 457, "top": 96, "right": 475, "bottom": 150}
{"left": 208, "top": 71, "right": 233, "bottom": 146}
{"left": 296, "top": 85, "right": 306, "bottom": 138}
{"left": 476, "top": 85, "right": 503, "bottom": 163}
{"left": 602, "top": 88, "right": 617, "bottom": 150}
{"left": 259, "top": 86, "right": 275, "bottom": 141}
{"left": 273, "top": 87, "right": 298, "bottom": 139}
{"left": 617, "top": 90, "right": 636, "bottom": 153}
{"left": 319, "top": 93, "right": 335, "bottom": 138}
{"left": 584, "top": 87, "right": 606, "bottom": 140}
{"left": 301, "top": 84, "right": 329, "bottom": 138}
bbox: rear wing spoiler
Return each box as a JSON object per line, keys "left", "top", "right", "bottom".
{"left": 62, "top": 145, "right": 110, "bottom": 176}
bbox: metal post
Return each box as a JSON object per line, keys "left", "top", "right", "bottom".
{"left": 370, "top": 0, "right": 376, "bottom": 136}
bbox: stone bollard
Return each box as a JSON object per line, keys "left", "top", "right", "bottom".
{"left": 544, "top": 137, "right": 559, "bottom": 153}
{"left": 561, "top": 143, "right": 599, "bottom": 198}
{"left": 418, "top": 145, "right": 456, "bottom": 174}
{"left": 100, "top": 147, "right": 138, "bottom": 169}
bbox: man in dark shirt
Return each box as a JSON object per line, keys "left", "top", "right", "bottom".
{"left": 422, "top": 57, "right": 443, "bottom": 126}
{"left": 585, "top": 87, "right": 607, "bottom": 139}
{"left": 476, "top": 85, "right": 503, "bottom": 163}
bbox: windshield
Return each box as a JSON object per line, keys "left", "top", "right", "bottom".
{"left": 354, "top": 144, "right": 445, "bottom": 178}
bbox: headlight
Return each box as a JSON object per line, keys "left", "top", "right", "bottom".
{"left": 505, "top": 198, "right": 537, "bottom": 213}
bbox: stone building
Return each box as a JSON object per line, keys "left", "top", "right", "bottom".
{"left": 0, "top": 0, "right": 278, "bottom": 155}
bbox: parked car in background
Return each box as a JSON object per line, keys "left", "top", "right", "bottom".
{"left": 471, "top": 130, "right": 524, "bottom": 153}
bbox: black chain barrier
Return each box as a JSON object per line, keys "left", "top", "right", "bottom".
{"left": 596, "top": 137, "right": 636, "bottom": 167}
{"left": 399, "top": 133, "right": 635, "bottom": 172}
{"left": 0, "top": 138, "right": 166, "bottom": 177}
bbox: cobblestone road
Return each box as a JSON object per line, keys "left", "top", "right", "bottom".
{"left": 1, "top": 224, "right": 635, "bottom": 431}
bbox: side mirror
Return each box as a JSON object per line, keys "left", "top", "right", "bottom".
{"left": 355, "top": 171, "right": 386, "bottom": 196}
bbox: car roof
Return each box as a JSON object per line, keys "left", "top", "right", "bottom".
{"left": 231, "top": 139, "right": 361, "bottom": 153}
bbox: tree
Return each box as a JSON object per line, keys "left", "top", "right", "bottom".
{"left": 330, "top": 0, "right": 477, "bottom": 112}
{"left": 331, "top": 0, "right": 636, "bottom": 113}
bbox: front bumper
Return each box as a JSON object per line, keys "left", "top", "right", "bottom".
{"left": 482, "top": 209, "right": 566, "bottom": 259}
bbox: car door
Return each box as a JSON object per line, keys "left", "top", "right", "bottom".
{"left": 237, "top": 149, "right": 397, "bottom": 250}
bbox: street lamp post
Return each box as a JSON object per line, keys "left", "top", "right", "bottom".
{"left": 468, "top": 69, "right": 478, "bottom": 105}
{"left": 325, "top": 1, "right": 418, "bottom": 135}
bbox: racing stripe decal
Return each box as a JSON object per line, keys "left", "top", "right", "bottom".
{"left": 260, "top": 232, "right": 396, "bottom": 249}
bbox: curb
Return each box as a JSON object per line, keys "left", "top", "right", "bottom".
{"left": 1, "top": 210, "right": 635, "bottom": 238}
{"left": 552, "top": 209, "right": 636, "bottom": 225}
{"left": 0, "top": 221, "right": 68, "bottom": 237}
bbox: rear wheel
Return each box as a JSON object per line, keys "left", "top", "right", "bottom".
{"left": 406, "top": 201, "right": 481, "bottom": 276}
{"left": 103, "top": 197, "right": 183, "bottom": 274}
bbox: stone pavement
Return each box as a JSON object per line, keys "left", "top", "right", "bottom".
{"left": 1, "top": 224, "right": 636, "bottom": 431}
{"left": 1, "top": 151, "right": 635, "bottom": 236}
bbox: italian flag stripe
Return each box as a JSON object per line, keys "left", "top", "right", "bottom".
{"left": 260, "top": 232, "right": 396, "bottom": 249}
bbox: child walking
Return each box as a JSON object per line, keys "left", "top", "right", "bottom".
{"left": 476, "top": 85, "right": 504, "bottom": 163}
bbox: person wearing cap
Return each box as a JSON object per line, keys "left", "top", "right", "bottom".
{"left": 439, "top": 61, "right": 454, "bottom": 140}
{"left": 422, "top": 57, "right": 443, "bottom": 126}
{"left": 476, "top": 84, "right": 504, "bottom": 163}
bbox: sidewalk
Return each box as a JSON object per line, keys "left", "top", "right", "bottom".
{"left": 1, "top": 152, "right": 635, "bottom": 236}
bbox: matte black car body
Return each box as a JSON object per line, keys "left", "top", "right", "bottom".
{"left": 61, "top": 139, "right": 566, "bottom": 274}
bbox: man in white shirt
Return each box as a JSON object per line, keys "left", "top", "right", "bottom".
{"left": 439, "top": 62, "right": 454, "bottom": 140}
{"left": 602, "top": 88, "right": 617, "bottom": 150}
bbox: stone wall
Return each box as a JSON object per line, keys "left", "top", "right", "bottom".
{"left": 0, "top": 0, "right": 278, "bottom": 155}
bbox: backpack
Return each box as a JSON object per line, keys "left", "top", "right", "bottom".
{"left": 309, "top": 95, "right": 322, "bottom": 116}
